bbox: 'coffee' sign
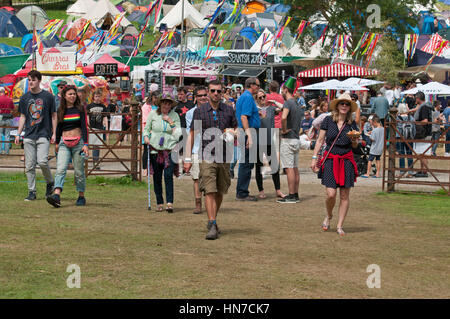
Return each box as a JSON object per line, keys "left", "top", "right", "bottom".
{"left": 36, "top": 51, "right": 76, "bottom": 72}
{"left": 94, "top": 63, "right": 118, "bottom": 76}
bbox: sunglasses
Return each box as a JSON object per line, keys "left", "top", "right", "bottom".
{"left": 212, "top": 110, "right": 218, "bottom": 122}
{"left": 339, "top": 102, "right": 351, "bottom": 106}
{"left": 258, "top": 95, "right": 266, "bottom": 99}
{"left": 210, "top": 89, "right": 222, "bottom": 94}
{"left": 196, "top": 94, "right": 207, "bottom": 97}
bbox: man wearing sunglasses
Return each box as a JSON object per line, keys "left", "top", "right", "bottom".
{"left": 185, "top": 86, "right": 209, "bottom": 215}
{"left": 184, "top": 80, "right": 237, "bottom": 240}
{"left": 235, "top": 77, "right": 261, "bottom": 201}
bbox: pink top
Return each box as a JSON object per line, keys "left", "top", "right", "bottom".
{"left": 266, "top": 92, "right": 284, "bottom": 128}
{"left": 142, "top": 103, "right": 153, "bottom": 128}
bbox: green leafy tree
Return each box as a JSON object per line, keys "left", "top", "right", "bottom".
{"left": 288, "top": 0, "right": 436, "bottom": 52}
{"left": 372, "top": 36, "right": 405, "bottom": 85}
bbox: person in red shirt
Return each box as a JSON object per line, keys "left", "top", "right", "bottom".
{"left": 266, "top": 81, "right": 284, "bottom": 129}
{"left": 0, "top": 87, "right": 15, "bottom": 154}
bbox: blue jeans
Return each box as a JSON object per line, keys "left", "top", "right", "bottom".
{"left": 150, "top": 153, "right": 174, "bottom": 205}
{"left": 54, "top": 139, "right": 86, "bottom": 192}
{"left": 230, "top": 145, "right": 240, "bottom": 171}
{"left": 236, "top": 137, "right": 255, "bottom": 198}
{"left": 431, "top": 131, "right": 441, "bottom": 155}
{"left": 396, "top": 141, "right": 413, "bottom": 173}
{"left": 0, "top": 118, "right": 12, "bottom": 154}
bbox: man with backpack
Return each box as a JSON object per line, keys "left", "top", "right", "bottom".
{"left": 412, "top": 92, "right": 433, "bottom": 178}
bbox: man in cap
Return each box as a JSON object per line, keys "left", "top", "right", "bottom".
{"left": 277, "top": 76, "right": 304, "bottom": 204}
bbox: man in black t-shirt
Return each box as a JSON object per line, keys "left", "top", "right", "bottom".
{"left": 86, "top": 90, "right": 107, "bottom": 167}
{"left": 15, "top": 70, "right": 56, "bottom": 201}
{"left": 413, "top": 91, "right": 433, "bottom": 178}
{"left": 174, "top": 87, "right": 194, "bottom": 129}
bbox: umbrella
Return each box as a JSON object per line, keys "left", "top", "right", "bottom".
{"left": 402, "top": 81, "right": 450, "bottom": 95}
{"left": 299, "top": 79, "right": 368, "bottom": 91}
{"left": 341, "top": 77, "right": 384, "bottom": 87}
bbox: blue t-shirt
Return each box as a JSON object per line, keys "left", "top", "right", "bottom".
{"left": 301, "top": 118, "right": 313, "bottom": 132}
{"left": 134, "top": 83, "right": 142, "bottom": 97}
{"left": 443, "top": 107, "right": 450, "bottom": 128}
{"left": 235, "top": 90, "right": 260, "bottom": 129}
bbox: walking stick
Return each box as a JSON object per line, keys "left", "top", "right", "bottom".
{"left": 147, "top": 146, "right": 151, "bottom": 211}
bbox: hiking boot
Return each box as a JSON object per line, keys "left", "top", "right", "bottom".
{"left": 76, "top": 196, "right": 86, "bottom": 206}
{"left": 205, "top": 224, "right": 219, "bottom": 240}
{"left": 235, "top": 195, "right": 258, "bottom": 201}
{"left": 276, "top": 194, "right": 297, "bottom": 204}
{"left": 46, "top": 182, "right": 54, "bottom": 198}
{"left": 193, "top": 198, "right": 202, "bottom": 214}
{"left": 206, "top": 220, "right": 221, "bottom": 234}
{"left": 24, "top": 191, "right": 36, "bottom": 201}
{"left": 46, "top": 194, "right": 61, "bottom": 208}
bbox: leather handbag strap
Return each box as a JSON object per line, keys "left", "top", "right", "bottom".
{"left": 320, "top": 123, "right": 346, "bottom": 166}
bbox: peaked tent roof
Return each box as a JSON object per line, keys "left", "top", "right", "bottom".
{"left": 82, "top": 0, "right": 132, "bottom": 28}
{"left": 16, "top": 5, "right": 48, "bottom": 31}
{"left": 82, "top": 53, "right": 130, "bottom": 76}
{"left": 66, "top": 0, "right": 98, "bottom": 16}
{"left": 297, "top": 62, "right": 379, "bottom": 78}
{"left": 156, "top": 0, "right": 208, "bottom": 29}
{"left": 0, "top": 9, "right": 28, "bottom": 37}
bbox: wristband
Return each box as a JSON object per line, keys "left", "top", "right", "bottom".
{"left": 184, "top": 158, "right": 192, "bottom": 163}
{"left": 170, "top": 123, "right": 176, "bottom": 128}
{"left": 84, "top": 143, "right": 89, "bottom": 146}
{"left": 312, "top": 156, "right": 318, "bottom": 159}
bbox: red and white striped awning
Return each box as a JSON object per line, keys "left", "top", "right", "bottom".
{"left": 297, "top": 62, "right": 379, "bottom": 78}
{"left": 420, "top": 33, "right": 449, "bottom": 57}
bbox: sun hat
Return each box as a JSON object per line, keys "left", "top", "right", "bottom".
{"left": 158, "top": 93, "right": 177, "bottom": 107}
{"left": 329, "top": 92, "right": 358, "bottom": 113}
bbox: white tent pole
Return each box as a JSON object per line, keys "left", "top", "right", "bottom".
{"left": 179, "top": 0, "right": 185, "bottom": 87}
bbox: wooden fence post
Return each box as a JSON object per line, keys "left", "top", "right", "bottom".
{"left": 387, "top": 107, "right": 398, "bottom": 192}
{"left": 130, "top": 100, "right": 139, "bottom": 181}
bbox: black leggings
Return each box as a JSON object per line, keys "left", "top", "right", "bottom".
{"left": 142, "top": 144, "right": 149, "bottom": 169}
{"left": 255, "top": 145, "right": 280, "bottom": 192}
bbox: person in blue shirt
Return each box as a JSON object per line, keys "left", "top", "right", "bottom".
{"left": 235, "top": 77, "right": 261, "bottom": 201}
{"left": 442, "top": 100, "right": 450, "bottom": 156}
{"left": 300, "top": 110, "right": 313, "bottom": 134}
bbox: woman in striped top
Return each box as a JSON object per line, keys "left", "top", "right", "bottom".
{"left": 47, "top": 85, "right": 89, "bottom": 208}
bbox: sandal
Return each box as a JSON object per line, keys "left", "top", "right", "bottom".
{"left": 166, "top": 203, "right": 173, "bottom": 213}
{"left": 322, "top": 215, "right": 332, "bottom": 231}
{"left": 337, "top": 227, "right": 346, "bottom": 236}
{"left": 156, "top": 204, "right": 164, "bottom": 212}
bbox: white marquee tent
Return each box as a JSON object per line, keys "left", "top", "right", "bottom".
{"left": 81, "top": 0, "right": 132, "bottom": 28}
{"left": 66, "top": 0, "right": 97, "bottom": 17}
{"left": 156, "top": 0, "right": 208, "bottom": 30}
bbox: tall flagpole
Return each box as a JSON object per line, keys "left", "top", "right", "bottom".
{"left": 179, "top": 0, "right": 185, "bottom": 86}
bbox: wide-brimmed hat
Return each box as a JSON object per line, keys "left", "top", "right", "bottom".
{"left": 329, "top": 93, "right": 358, "bottom": 113}
{"left": 158, "top": 93, "right": 177, "bottom": 107}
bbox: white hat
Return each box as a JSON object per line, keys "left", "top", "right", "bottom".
{"left": 150, "top": 83, "right": 159, "bottom": 92}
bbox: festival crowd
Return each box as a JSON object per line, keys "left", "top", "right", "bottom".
{"left": 2, "top": 70, "right": 449, "bottom": 240}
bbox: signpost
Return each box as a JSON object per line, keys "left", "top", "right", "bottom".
{"left": 145, "top": 70, "right": 163, "bottom": 95}
{"left": 36, "top": 50, "right": 77, "bottom": 73}
{"left": 94, "top": 63, "right": 118, "bottom": 77}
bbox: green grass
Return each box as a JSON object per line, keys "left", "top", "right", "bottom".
{"left": 376, "top": 192, "right": 450, "bottom": 225}
{"left": 1, "top": 171, "right": 450, "bottom": 298}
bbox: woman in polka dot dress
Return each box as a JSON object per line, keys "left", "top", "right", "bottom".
{"left": 310, "top": 93, "right": 360, "bottom": 236}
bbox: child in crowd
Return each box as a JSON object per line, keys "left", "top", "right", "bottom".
{"left": 362, "top": 116, "right": 384, "bottom": 178}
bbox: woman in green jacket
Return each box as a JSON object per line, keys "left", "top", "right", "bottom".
{"left": 143, "top": 94, "right": 181, "bottom": 213}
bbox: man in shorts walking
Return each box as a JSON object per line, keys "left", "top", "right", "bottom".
{"left": 277, "top": 77, "right": 304, "bottom": 203}
{"left": 184, "top": 80, "right": 237, "bottom": 240}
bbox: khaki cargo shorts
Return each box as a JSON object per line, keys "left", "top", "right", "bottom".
{"left": 199, "top": 162, "right": 231, "bottom": 195}
{"left": 280, "top": 138, "right": 300, "bottom": 168}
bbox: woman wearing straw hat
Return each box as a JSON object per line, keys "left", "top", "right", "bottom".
{"left": 310, "top": 93, "right": 360, "bottom": 236}
{"left": 143, "top": 93, "right": 181, "bottom": 213}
